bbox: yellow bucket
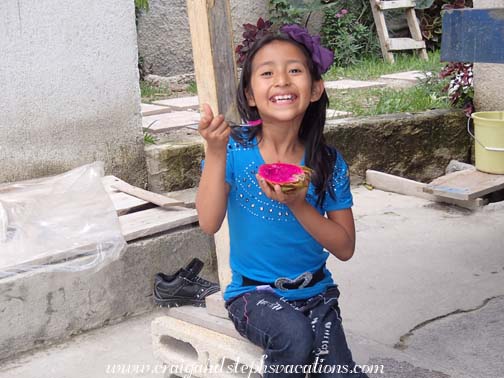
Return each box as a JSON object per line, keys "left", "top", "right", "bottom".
{"left": 469, "top": 111, "right": 504, "bottom": 174}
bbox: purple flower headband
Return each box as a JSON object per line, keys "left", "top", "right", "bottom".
{"left": 279, "top": 24, "right": 334, "bottom": 76}
{"left": 235, "top": 19, "right": 334, "bottom": 76}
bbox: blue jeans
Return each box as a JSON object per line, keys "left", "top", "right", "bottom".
{"left": 226, "top": 286, "right": 368, "bottom": 378}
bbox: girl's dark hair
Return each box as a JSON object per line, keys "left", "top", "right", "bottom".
{"left": 234, "top": 33, "right": 336, "bottom": 207}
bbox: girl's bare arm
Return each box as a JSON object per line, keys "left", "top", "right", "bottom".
{"left": 195, "top": 104, "right": 231, "bottom": 234}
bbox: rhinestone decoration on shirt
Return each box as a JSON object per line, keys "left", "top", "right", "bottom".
{"left": 228, "top": 141, "right": 346, "bottom": 221}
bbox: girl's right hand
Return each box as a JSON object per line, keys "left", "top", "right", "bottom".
{"left": 198, "top": 103, "right": 230, "bottom": 152}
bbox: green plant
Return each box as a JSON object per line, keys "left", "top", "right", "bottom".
{"left": 140, "top": 81, "right": 171, "bottom": 103}
{"left": 417, "top": 0, "right": 472, "bottom": 51}
{"left": 187, "top": 81, "right": 198, "bottom": 95}
{"left": 143, "top": 132, "right": 157, "bottom": 145}
{"left": 439, "top": 62, "right": 474, "bottom": 115}
{"left": 135, "top": 0, "right": 149, "bottom": 11}
{"left": 268, "top": 0, "right": 337, "bottom": 28}
{"left": 143, "top": 119, "right": 158, "bottom": 145}
{"left": 321, "top": 8, "right": 379, "bottom": 67}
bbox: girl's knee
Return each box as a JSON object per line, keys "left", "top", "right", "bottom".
{"left": 273, "top": 319, "right": 314, "bottom": 362}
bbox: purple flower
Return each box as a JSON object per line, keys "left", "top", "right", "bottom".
{"left": 279, "top": 24, "right": 334, "bottom": 75}
{"left": 335, "top": 13, "right": 343, "bottom": 18}
{"left": 341, "top": 9, "right": 349, "bottom": 15}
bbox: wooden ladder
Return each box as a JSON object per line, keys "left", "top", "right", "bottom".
{"left": 370, "top": 0, "right": 428, "bottom": 63}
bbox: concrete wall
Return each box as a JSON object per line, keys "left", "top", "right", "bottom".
{"left": 137, "top": 0, "right": 269, "bottom": 77}
{"left": 0, "top": 225, "right": 217, "bottom": 361}
{"left": 0, "top": 0, "right": 146, "bottom": 186}
{"left": 473, "top": 0, "right": 504, "bottom": 111}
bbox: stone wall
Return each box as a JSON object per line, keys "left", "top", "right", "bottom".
{"left": 137, "top": 0, "right": 269, "bottom": 77}
{"left": 473, "top": 0, "right": 504, "bottom": 111}
{"left": 0, "top": 0, "right": 146, "bottom": 186}
{"left": 145, "top": 110, "right": 471, "bottom": 192}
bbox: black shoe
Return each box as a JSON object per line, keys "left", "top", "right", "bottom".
{"left": 153, "top": 258, "right": 220, "bottom": 308}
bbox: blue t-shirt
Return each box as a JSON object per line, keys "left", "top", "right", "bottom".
{"left": 216, "top": 136, "right": 353, "bottom": 301}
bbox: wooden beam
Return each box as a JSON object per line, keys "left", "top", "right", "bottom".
{"left": 370, "top": 0, "right": 395, "bottom": 63}
{"left": 377, "top": 0, "right": 415, "bottom": 10}
{"left": 365, "top": 170, "right": 487, "bottom": 210}
{"left": 424, "top": 169, "right": 504, "bottom": 201}
{"left": 388, "top": 38, "right": 426, "bottom": 51}
{"left": 186, "top": 0, "right": 239, "bottom": 291}
{"left": 405, "top": 8, "right": 428, "bottom": 60}
{"left": 186, "top": 0, "right": 239, "bottom": 122}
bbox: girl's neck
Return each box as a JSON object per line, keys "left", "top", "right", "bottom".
{"left": 258, "top": 123, "right": 304, "bottom": 164}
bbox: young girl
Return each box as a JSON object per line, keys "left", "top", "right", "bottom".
{"left": 196, "top": 24, "right": 368, "bottom": 378}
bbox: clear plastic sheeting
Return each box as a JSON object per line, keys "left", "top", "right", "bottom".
{"left": 0, "top": 162, "right": 126, "bottom": 278}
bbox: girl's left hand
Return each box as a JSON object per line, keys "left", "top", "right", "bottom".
{"left": 256, "top": 174, "right": 308, "bottom": 210}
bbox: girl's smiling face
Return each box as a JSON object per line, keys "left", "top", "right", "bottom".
{"left": 246, "top": 40, "right": 324, "bottom": 127}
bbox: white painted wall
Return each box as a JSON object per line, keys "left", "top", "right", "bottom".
{"left": 0, "top": 0, "right": 146, "bottom": 185}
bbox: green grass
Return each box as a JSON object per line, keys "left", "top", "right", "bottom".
{"left": 187, "top": 81, "right": 198, "bottom": 95}
{"left": 324, "top": 50, "right": 453, "bottom": 116}
{"left": 328, "top": 75, "right": 451, "bottom": 117}
{"left": 324, "top": 50, "right": 443, "bottom": 81}
{"left": 140, "top": 81, "right": 171, "bottom": 103}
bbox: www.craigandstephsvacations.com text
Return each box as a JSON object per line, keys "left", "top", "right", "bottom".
{"left": 105, "top": 356, "right": 385, "bottom": 376}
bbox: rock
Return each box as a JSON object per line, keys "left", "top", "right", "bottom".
{"left": 445, "top": 160, "right": 476, "bottom": 174}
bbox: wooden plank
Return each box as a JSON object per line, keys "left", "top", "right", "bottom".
{"left": 388, "top": 38, "right": 426, "bottom": 51}
{"left": 377, "top": 0, "right": 415, "bottom": 10}
{"left": 102, "top": 176, "right": 149, "bottom": 215}
{"left": 366, "top": 170, "right": 486, "bottom": 209}
{"left": 405, "top": 8, "right": 428, "bottom": 60}
{"left": 119, "top": 207, "right": 198, "bottom": 242}
{"left": 103, "top": 176, "right": 183, "bottom": 208}
{"left": 441, "top": 8, "right": 504, "bottom": 64}
{"left": 186, "top": 0, "right": 240, "bottom": 291}
{"left": 186, "top": 0, "right": 239, "bottom": 122}
{"left": 424, "top": 170, "right": 504, "bottom": 200}
{"left": 370, "top": 0, "right": 395, "bottom": 63}
{"left": 111, "top": 181, "right": 183, "bottom": 208}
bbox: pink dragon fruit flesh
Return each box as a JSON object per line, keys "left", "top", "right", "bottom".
{"left": 258, "top": 163, "right": 313, "bottom": 193}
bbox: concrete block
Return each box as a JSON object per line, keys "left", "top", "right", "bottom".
{"left": 204, "top": 292, "right": 228, "bottom": 319}
{"left": 153, "top": 97, "right": 200, "bottom": 111}
{"left": 0, "top": 226, "right": 217, "bottom": 361}
{"left": 326, "top": 109, "right": 352, "bottom": 119}
{"left": 324, "top": 80, "right": 386, "bottom": 90}
{"left": 152, "top": 310, "right": 264, "bottom": 378}
{"left": 379, "top": 71, "right": 430, "bottom": 88}
{"left": 142, "top": 103, "right": 172, "bottom": 116}
{"left": 142, "top": 112, "right": 200, "bottom": 133}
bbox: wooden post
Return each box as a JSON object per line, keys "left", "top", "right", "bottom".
{"left": 186, "top": 0, "right": 239, "bottom": 292}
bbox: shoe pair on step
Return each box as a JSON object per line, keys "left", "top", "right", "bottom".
{"left": 153, "top": 258, "right": 220, "bottom": 308}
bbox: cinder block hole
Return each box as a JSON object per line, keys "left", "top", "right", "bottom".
{"left": 159, "top": 335, "right": 198, "bottom": 361}
{"left": 220, "top": 358, "right": 262, "bottom": 378}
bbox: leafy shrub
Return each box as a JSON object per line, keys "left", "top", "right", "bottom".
{"left": 417, "top": 0, "right": 473, "bottom": 51}
{"left": 321, "top": 8, "right": 379, "bottom": 67}
{"left": 439, "top": 62, "right": 474, "bottom": 115}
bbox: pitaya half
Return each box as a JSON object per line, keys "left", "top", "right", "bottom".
{"left": 258, "top": 163, "right": 313, "bottom": 193}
